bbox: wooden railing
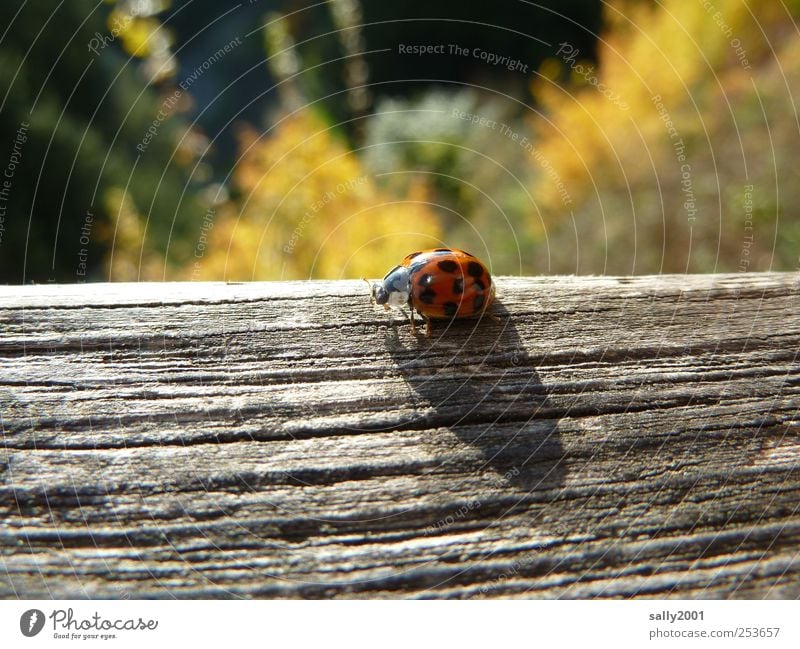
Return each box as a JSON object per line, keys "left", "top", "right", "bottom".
{"left": 1, "top": 273, "right": 799, "bottom": 598}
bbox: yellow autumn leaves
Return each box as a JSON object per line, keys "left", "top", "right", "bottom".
{"left": 190, "top": 113, "right": 441, "bottom": 280}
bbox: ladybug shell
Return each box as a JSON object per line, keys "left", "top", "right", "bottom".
{"left": 401, "top": 248, "right": 494, "bottom": 319}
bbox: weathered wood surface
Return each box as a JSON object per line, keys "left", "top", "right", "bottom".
{"left": 1, "top": 273, "right": 799, "bottom": 599}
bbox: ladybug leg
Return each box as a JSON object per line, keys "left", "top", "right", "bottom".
{"left": 424, "top": 317, "right": 432, "bottom": 337}
{"left": 407, "top": 305, "right": 418, "bottom": 335}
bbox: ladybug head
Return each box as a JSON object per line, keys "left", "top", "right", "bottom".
{"left": 371, "top": 266, "right": 411, "bottom": 308}
{"left": 371, "top": 282, "right": 390, "bottom": 305}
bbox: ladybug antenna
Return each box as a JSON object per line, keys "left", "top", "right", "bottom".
{"left": 361, "top": 277, "right": 375, "bottom": 304}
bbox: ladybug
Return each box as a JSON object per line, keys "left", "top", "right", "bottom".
{"left": 369, "top": 247, "right": 495, "bottom": 335}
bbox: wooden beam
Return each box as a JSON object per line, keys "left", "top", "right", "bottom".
{"left": 1, "top": 273, "right": 799, "bottom": 598}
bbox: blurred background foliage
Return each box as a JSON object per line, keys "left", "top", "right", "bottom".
{"left": 532, "top": 0, "right": 800, "bottom": 273}
{"left": 0, "top": 0, "right": 797, "bottom": 283}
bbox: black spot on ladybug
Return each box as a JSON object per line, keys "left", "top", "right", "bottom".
{"left": 406, "top": 251, "right": 422, "bottom": 259}
{"left": 443, "top": 301, "right": 458, "bottom": 317}
{"left": 453, "top": 278, "right": 464, "bottom": 294}
{"left": 437, "top": 260, "right": 458, "bottom": 273}
{"left": 473, "top": 294, "right": 485, "bottom": 311}
{"left": 419, "top": 288, "right": 437, "bottom": 304}
{"left": 473, "top": 279, "right": 485, "bottom": 291}
{"left": 467, "top": 261, "right": 484, "bottom": 277}
{"left": 418, "top": 273, "right": 434, "bottom": 287}
{"left": 434, "top": 248, "right": 452, "bottom": 253}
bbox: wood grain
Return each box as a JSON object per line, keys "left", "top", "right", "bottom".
{"left": 1, "top": 273, "right": 799, "bottom": 599}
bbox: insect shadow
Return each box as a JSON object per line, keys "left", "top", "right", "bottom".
{"left": 383, "top": 301, "right": 566, "bottom": 494}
